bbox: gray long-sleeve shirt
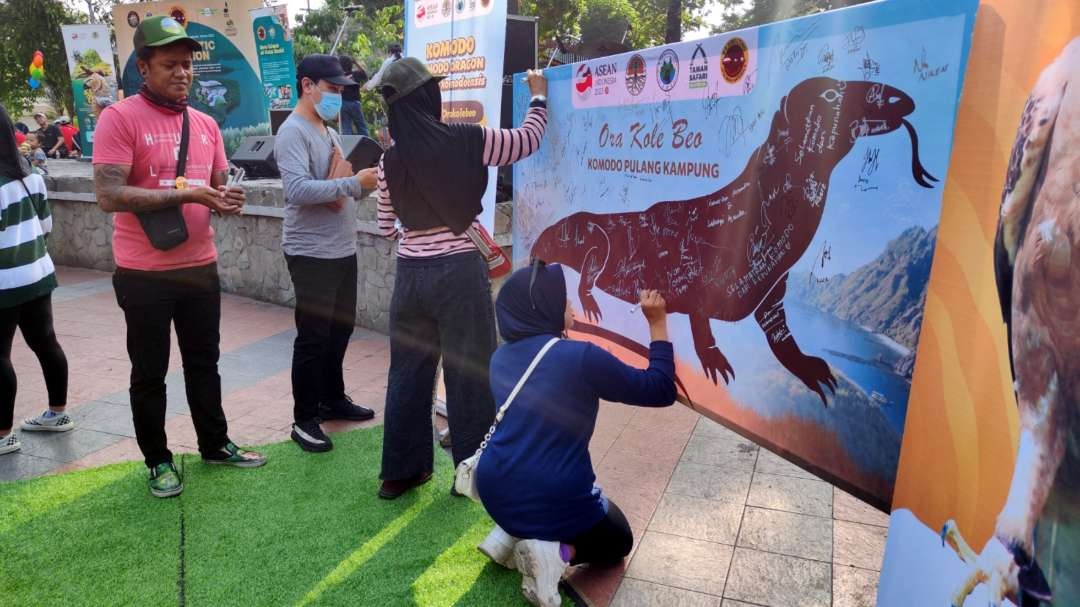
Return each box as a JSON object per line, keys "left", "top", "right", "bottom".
{"left": 275, "top": 112, "right": 362, "bottom": 258}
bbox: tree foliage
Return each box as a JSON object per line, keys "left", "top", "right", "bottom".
{"left": 517, "top": 0, "right": 709, "bottom": 60}
{"left": 294, "top": 0, "right": 404, "bottom": 133}
{"left": 714, "top": 0, "right": 871, "bottom": 32}
{"left": 0, "top": 0, "right": 86, "bottom": 118}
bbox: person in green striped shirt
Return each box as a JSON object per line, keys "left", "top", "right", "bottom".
{"left": 0, "top": 104, "right": 71, "bottom": 456}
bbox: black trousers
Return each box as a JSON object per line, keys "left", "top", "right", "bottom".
{"left": 381, "top": 252, "right": 496, "bottom": 480}
{"left": 285, "top": 253, "right": 357, "bottom": 424}
{"left": 113, "top": 264, "right": 227, "bottom": 468}
{"left": 0, "top": 294, "right": 68, "bottom": 430}
{"left": 568, "top": 501, "right": 634, "bottom": 567}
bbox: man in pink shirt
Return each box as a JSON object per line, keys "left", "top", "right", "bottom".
{"left": 92, "top": 16, "right": 266, "bottom": 498}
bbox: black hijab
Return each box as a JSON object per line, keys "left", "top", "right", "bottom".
{"left": 382, "top": 79, "right": 487, "bottom": 235}
{"left": 496, "top": 262, "right": 568, "bottom": 343}
{"left": 0, "top": 104, "right": 29, "bottom": 181}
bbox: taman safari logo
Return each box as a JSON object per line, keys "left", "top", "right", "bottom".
{"left": 689, "top": 44, "right": 708, "bottom": 89}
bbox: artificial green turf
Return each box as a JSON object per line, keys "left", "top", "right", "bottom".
{"left": 0, "top": 428, "right": 572, "bottom": 606}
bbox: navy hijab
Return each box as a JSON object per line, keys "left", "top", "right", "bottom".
{"left": 496, "top": 262, "right": 567, "bottom": 343}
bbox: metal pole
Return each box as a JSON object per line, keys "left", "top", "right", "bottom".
{"left": 329, "top": 13, "right": 351, "bottom": 54}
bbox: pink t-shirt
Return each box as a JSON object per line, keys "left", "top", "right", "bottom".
{"left": 92, "top": 95, "right": 227, "bottom": 271}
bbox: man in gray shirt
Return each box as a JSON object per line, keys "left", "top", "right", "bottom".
{"left": 275, "top": 54, "right": 378, "bottom": 453}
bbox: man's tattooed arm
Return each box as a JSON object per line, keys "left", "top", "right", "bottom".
{"left": 93, "top": 164, "right": 186, "bottom": 213}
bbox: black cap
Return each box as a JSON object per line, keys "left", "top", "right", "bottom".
{"left": 298, "top": 54, "right": 356, "bottom": 87}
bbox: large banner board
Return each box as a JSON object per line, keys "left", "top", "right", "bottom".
{"left": 513, "top": 0, "right": 978, "bottom": 508}
{"left": 404, "top": 0, "right": 508, "bottom": 232}
{"left": 250, "top": 5, "right": 297, "bottom": 113}
{"left": 113, "top": 0, "right": 268, "bottom": 152}
{"left": 59, "top": 24, "right": 119, "bottom": 156}
{"left": 878, "top": 1, "right": 1080, "bottom": 605}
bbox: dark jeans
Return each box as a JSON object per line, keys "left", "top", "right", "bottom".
{"left": 568, "top": 501, "right": 633, "bottom": 566}
{"left": 0, "top": 294, "right": 68, "bottom": 430}
{"left": 381, "top": 252, "right": 496, "bottom": 480}
{"left": 340, "top": 100, "right": 369, "bottom": 137}
{"left": 285, "top": 253, "right": 357, "bottom": 424}
{"left": 113, "top": 264, "right": 227, "bottom": 468}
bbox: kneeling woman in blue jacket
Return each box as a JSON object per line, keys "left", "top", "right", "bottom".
{"left": 475, "top": 262, "right": 677, "bottom": 607}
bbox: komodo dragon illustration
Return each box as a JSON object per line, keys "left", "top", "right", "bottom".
{"left": 532, "top": 77, "right": 939, "bottom": 404}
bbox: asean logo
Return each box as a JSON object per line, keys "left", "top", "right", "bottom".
{"left": 625, "top": 54, "right": 646, "bottom": 96}
{"left": 721, "top": 37, "right": 749, "bottom": 84}
{"left": 256, "top": 26, "right": 266, "bottom": 41}
{"left": 657, "top": 49, "right": 678, "bottom": 92}
{"left": 574, "top": 64, "right": 594, "bottom": 99}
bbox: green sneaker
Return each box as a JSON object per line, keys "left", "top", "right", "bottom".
{"left": 203, "top": 441, "right": 267, "bottom": 468}
{"left": 149, "top": 463, "right": 183, "bottom": 498}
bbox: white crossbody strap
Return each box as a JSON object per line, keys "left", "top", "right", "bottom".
{"left": 474, "top": 337, "right": 559, "bottom": 457}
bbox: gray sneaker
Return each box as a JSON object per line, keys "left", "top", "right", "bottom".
{"left": 22, "top": 410, "right": 74, "bottom": 432}
{"left": 0, "top": 432, "right": 21, "bottom": 456}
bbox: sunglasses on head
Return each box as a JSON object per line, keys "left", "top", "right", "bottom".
{"left": 528, "top": 258, "right": 546, "bottom": 310}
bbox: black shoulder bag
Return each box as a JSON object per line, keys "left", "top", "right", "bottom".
{"left": 136, "top": 110, "right": 191, "bottom": 250}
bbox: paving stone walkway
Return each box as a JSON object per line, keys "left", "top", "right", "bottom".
{"left": 2, "top": 267, "right": 885, "bottom": 606}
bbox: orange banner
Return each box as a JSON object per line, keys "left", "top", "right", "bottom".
{"left": 880, "top": 2, "right": 1079, "bottom": 605}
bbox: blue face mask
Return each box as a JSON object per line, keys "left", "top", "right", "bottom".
{"left": 314, "top": 90, "right": 342, "bottom": 121}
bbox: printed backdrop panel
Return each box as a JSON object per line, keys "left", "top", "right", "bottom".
{"left": 60, "top": 24, "right": 119, "bottom": 156}
{"left": 878, "top": 1, "right": 1080, "bottom": 605}
{"left": 404, "top": 0, "right": 508, "bottom": 232}
{"left": 113, "top": 0, "right": 268, "bottom": 153}
{"left": 513, "top": 0, "right": 978, "bottom": 508}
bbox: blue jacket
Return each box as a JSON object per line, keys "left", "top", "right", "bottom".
{"left": 476, "top": 335, "right": 676, "bottom": 540}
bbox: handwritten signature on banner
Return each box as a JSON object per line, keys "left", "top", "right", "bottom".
{"left": 913, "top": 47, "right": 949, "bottom": 81}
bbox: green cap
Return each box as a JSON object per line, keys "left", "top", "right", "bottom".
{"left": 374, "top": 57, "right": 444, "bottom": 104}
{"left": 134, "top": 16, "right": 202, "bottom": 55}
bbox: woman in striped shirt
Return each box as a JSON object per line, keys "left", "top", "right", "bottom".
{"left": 372, "top": 57, "right": 549, "bottom": 499}
{"left": 0, "top": 104, "right": 71, "bottom": 456}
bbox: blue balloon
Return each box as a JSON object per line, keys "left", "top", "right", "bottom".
{"left": 27, "top": 77, "right": 39, "bottom": 89}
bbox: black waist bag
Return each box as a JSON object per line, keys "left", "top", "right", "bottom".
{"left": 136, "top": 110, "right": 191, "bottom": 251}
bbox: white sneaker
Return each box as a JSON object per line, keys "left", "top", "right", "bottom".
{"left": 478, "top": 525, "right": 520, "bottom": 570}
{"left": 22, "top": 410, "right": 74, "bottom": 432}
{"left": 513, "top": 539, "right": 567, "bottom": 607}
{"left": 0, "top": 432, "right": 21, "bottom": 455}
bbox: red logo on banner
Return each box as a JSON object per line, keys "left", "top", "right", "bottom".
{"left": 575, "top": 64, "right": 594, "bottom": 98}
{"left": 721, "top": 37, "right": 750, "bottom": 84}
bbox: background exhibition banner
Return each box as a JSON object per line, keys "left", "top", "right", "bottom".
{"left": 59, "top": 24, "right": 118, "bottom": 156}
{"left": 251, "top": 5, "right": 297, "bottom": 113}
{"left": 513, "top": 0, "right": 978, "bottom": 508}
{"left": 878, "top": 1, "right": 1079, "bottom": 605}
{"left": 112, "top": 0, "right": 268, "bottom": 154}
{"left": 403, "top": 0, "right": 508, "bottom": 232}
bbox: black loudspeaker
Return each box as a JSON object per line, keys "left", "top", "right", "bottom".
{"left": 232, "top": 136, "right": 279, "bottom": 179}
{"left": 502, "top": 15, "right": 539, "bottom": 130}
{"left": 499, "top": 15, "right": 538, "bottom": 202}
{"left": 270, "top": 109, "right": 291, "bottom": 135}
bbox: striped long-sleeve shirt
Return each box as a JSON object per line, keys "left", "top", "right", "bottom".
{"left": 377, "top": 104, "right": 548, "bottom": 258}
{"left": 0, "top": 173, "right": 56, "bottom": 309}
